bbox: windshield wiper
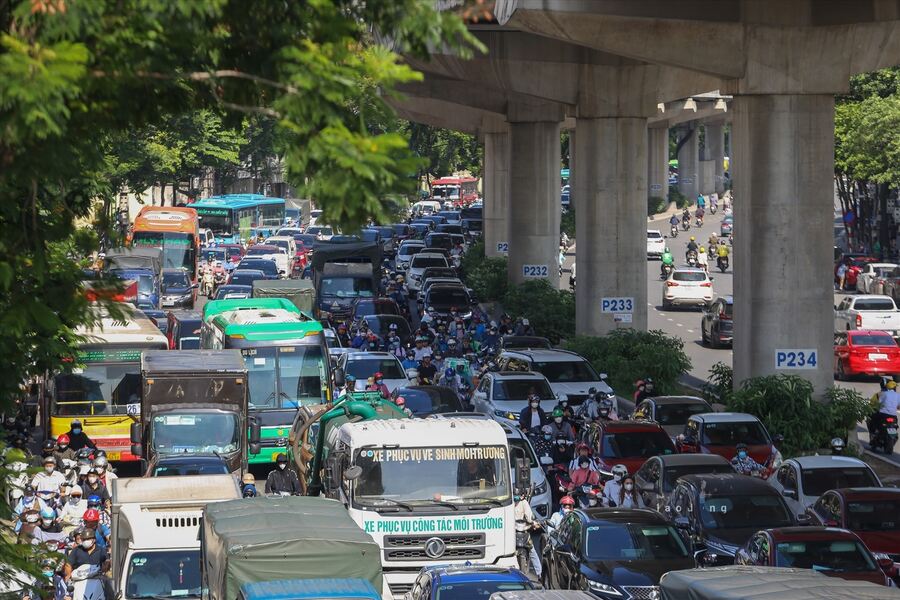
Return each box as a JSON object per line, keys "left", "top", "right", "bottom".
{"left": 427, "top": 498, "right": 459, "bottom": 511}
{"left": 360, "top": 498, "right": 414, "bottom": 512}
{"left": 465, "top": 498, "right": 504, "bottom": 507}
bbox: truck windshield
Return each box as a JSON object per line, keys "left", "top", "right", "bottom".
{"left": 321, "top": 277, "right": 374, "bottom": 298}
{"left": 353, "top": 445, "right": 511, "bottom": 507}
{"left": 126, "top": 549, "right": 200, "bottom": 598}
{"left": 150, "top": 411, "right": 239, "bottom": 455}
{"left": 242, "top": 345, "right": 328, "bottom": 409}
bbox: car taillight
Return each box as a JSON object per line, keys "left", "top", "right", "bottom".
{"left": 666, "top": 281, "right": 679, "bottom": 287}
{"left": 857, "top": 314, "right": 863, "bottom": 327}
{"left": 700, "top": 282, "right": 712, "bottom": 287}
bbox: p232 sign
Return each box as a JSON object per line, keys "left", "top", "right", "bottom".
{"left": 522, "top": 264, "right": 549, "bottom": 278}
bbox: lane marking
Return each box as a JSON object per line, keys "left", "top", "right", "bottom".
{"left": 676, "top": 323, "right": 683, "bottom": 328}
{"left": 687, "top": 329, "right": 695, "bottom": 333}
{"left": 667, "top": 318, "right": 673, "bottom": 322}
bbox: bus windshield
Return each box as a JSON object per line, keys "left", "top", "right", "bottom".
{"left": 52, "top": 362, "right": 142, "bottom": 416}
{"left": 196, "top": 208, "right": 233, "bottom": 236}
{"left": 242, "top": 345, "right": 328, "bottom": 409}
{"left": 133, "top": 231, "right": 196, "bottom": 273}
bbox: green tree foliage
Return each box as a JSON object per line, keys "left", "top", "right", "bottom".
{"left": 560, "top": 207, "right": 576, "bottom": 238}
{"left": 564, "top": 330, "right": 692, "bottom": 397}
{"left": 459, "top": 240, "right": 508, "bottom": 302}
{"left": 0, "top": 0, "right": 478, "bottom": 582}
{"left": 503, "top": 280, "right": 575, "bottom": 344}
{"left": 403, "top": 122, "right": 482, "bottom": 187}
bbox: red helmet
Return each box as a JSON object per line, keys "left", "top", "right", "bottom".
{"left": 560, "top": 495, "right": 575, "bottom": 507}
{"left": 395, "top": 396, "right": 406, "bottom": 406}
{"left": 57, "top": 434, "right": 70, "bottom": 446}
{"left": 374, "top": 372, "right": 384, "bottom": 380}
{"left": 83, "top": 508, "right": 100, "bottom": 522}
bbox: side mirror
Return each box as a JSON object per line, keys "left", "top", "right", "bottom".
{"left": 795, "top": 513, "right": 811, "bottom": 525}
{"left": 673, "top": 516, "right": 691, "bottom": 530}
{"left": 599, "top": 373, "right": 608, "bottom": 380}
{"left": 783, "top": 488, "right": 798, "bottom": 500}
{"left": 249, "top": 419, "right": 261, "bottom": 445}
{"left": 249, "top": 443, "right": 261, "bottom": 456}
{"left": 130, "top": 422, "right": 142, "bottom": 444}
{"left": 773, "top": 434, "right": 785, "bottom": 444}
{"left": 332, "top": 367, "right": 345, "bottom": 389}
{"left": 344, "top": 465, "right": 362, "bottom": 481}
{"left": 130, "top": 443, "right": 142, "bottom": 458}
{"left": 514, "top": 456, "right": 531, "bottom": 493}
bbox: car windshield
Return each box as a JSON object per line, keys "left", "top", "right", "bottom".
{"left": 200, "top": 249, "right": 226, "bottom": 263}
{"left": 150, "top": 412, "right": 239, "bottom": 454}
{"left": 240, "top": 260, "right": 278, "bottom": 275}
{"left": 246, "top": 246, "right": 280, "bottom": 256}
{"left": 153, "top": 461, "right": 228, "bottom": 476}
{"left": 396, "top": 388, "right": 460, "bottom": 416}
{"left": 601, "top": 431, "right": 674, "bottom": 459}
{"left": 699, "top": 494, "right": 793, "bottom": 530}
{"left": 532, "top": 360, "right": 599, "bottom": 383}
{"left": 412, "top": 256, "right": 448, "bottom": 269}
{"left": 399, "top": 244, "right": 424, "bottom": 256}
{"left": 162, "top": 271, "right": 190, "bottom": 287}
{"left": 673, "top": 271, "right": 707, "bottom": 282}
{"left": 213, "top": 286, "right": 251, "bottom": 300}
{"left": 854, "top": 299, "right": 895, "bottom": 310}
{"left": 800, "top": 468, "right": 879, "bottom": 497}
{"left": 850, "top": 334, "right": 896, "bottom": 346}
{"left": 492, "top": 379, "right": 555, "bottom": 401}
{"left": 846, "top": 500, "right": 900, "bottom": 531}
{"left": 346, "top": 358, "right": 405, "bottom": 380}
{"left": 353, "top": 445, "right": 511, "bottom": 506}
{"left": 435, "top": 582, "right": 530, "bottom": 600}
{"left": 701, "top": 421, "right": 770, "bottom": 445}
{"left": 126, "top": 549, "right": 200, "bottom": 598}
{"left": 648, "top": 231, "right": 663, "bottom": 239}
{"left": 320, "top": 277, "right": 374, "bottom": 298}
{"left": 266, "top": 239, "right": 290, "bottom": 252}
{"left": 663, "top": 464, "right": 734, "bottom": 493}
{"left": 774, "top": 540, "right": 877, "bottom": 571}
{"left": 585, "top": 523, "right": 688, "bottom": 560}
{"left": 230, "top": 271, "right": 263, "bottom": 285}
{"left": 427, "top": 288, "right": 470, "bottom": 308}
{"left": 242, "top": 345, "right": 328, "bottom": 408}
{"left": 654, "top": 402, "right": 710, "bottom": 427}
{"left": 359, "top": 230, "right": 378, "bottom": 242}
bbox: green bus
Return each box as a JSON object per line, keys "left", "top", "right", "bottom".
{"left": 201, "top": 298, "right": 332, "bottom": 465}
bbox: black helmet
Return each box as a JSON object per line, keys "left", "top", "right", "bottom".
{"left": 41, "top": 440, "right": 56, "bottom": 454}
{"left": 736, "top": 442, "right": 748, "bottom": 451}
{"left": 275, "top": 453, "right": 288, "bottom": 464}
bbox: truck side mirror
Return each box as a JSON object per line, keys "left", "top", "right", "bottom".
{"left": 332, "top": 368, "right": 345, "bottom": 389}
{"left": 514, "top": 456, "right": 530, "bottom": 493}
{"left": 249, "top": 419, "right": 261, "bottom": 445}
{"left": 130, "top": 422, "right": 142, "bottom": 444}
{"left": 249, "top": 443, "right": 261, "bottom": 456}
{"left": 130, "top": 443, "right": 142, "bottom": 459}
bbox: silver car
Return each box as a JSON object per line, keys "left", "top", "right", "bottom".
{"left": 471, "top": 371, "right": 556, "bottom": 424}
{"left": 395, "top": 241, "right": 425, "bottom": 271}
{"left": 406, "top": 252, "right": 449, "bottom": 296}
{"left": 768, "top": 455, "right": 882, "bottom": 517}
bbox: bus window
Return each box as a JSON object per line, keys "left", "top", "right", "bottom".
{"left": 53, "top": 365, "right": 142, "bottom": 416}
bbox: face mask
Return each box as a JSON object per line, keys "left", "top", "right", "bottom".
{"left": 579, "top": 463, "right": 589, "bottom": 470}
{"left": 543, "top": 435, "right": 552, "bottom": 441}
{"left": 738, "top": 451, "right": 748, "bottom": 459}
{"left": 42, "top": 570, "right": 54, "bottom": 578}
{"left": 72, "top": 429, "right": 81, "bottom": 435}
{"left": 25, "top": 514, "right": 38, "bottom": 523}
{"left": 81, "top": 539, "right": 95, "bottom": 549}
{"left": 42, "top": 519, "right": 53, "bottom": 527}
{"left": 278, "top": 463, "right": 287, "bottom": 470}
{"left": 89, "top": 475, "right": 100, "bottom": 484}
{"left": 376, "top": 379, "right": 383, "bottom": 384}
{"left": 562, "top": 507, "right": 572, "bottom": 514}
{"left": 59, "top": 444, "right": 68, "bottom": 450}
{"left": 624, "top": 483, "right": 634, "bottom": 491}
{"left": 554, "top": 417, "right": 563, "bottom": 424}
{"left": 44, "top": 466, "right": 54, "bottom": 473}
{"left": 531, "top": 402, "right": 539, "bottom": 408}
{"left": 71, "top": 496, "right": 82, "bottom": 502}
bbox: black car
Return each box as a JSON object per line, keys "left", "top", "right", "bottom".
{"left": 166, "top": 310, "right": 203, "bottom": 350}
{"left": 633, "top": 454, "right": 735, "bottom": 512}
{"left": 363, "top": 314, "right": 411, "bottom": 342}
{"left": 543, "top": 508, "right": 695, "bottom": 598}
{"left": 424, "top": 232, "right": 453, "bottom": 251}
{"left": 423, "top": 284, "right": 474, "bottom": 320}
{"left": 141, "top": 309, "right": 169, "bottom": 335}
{"left": 160, "top": 268, "right": 197, "bottom": 309}
{"left": 390, "top": 385, "right": 467, "bottom": 416}
{"left": 499, "top": 336, "right": 553, "bottom": 351}
{"left": 701, "top": 296, "right": 733, "bottom": 348}
{"left": 237, "top": 258, "right": 280, "bottom": 279}
{"left": 228, "top": 269, "right": 267, "bottom": 287}
{"left": 351, "top": 297, "right": 401, "bottom": 319}
{"left": 391, "top": 224, "right": 412, "bottom": 240}
{"left": 435, "top": 223, "right": 464, "bottom": 236}
{"left": 213, "top": 284, "right": 253, "bottom": 300}
{"left": 632, "top": 395, "right": 713, "bottom": 439}
{"left": 665, "top": 474, "right": 796, "bottom": 565}
{"left": 420, "top": 266, "right": 458, "bottom": 285}
{"left": 148, "top": 453, "right": 230, "bottom": 477}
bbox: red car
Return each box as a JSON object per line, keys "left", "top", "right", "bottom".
{"left": 835, "top": 255, "right": 877, "bottom": 289}
{"left": 591, "top": 420, "right": 677, "bottom": 476}
{"left": 805, "top": 488, "right": 900, "bottom": 582}
{"left": 676, "top": 412, "right": 782, "bottom": 478}
{"left": 735, "top": 526, "right": 893, "bottom": 586}
{"left": 834, "top": 330, "right": 900, "bottom": 379}
{"left": 220, "top": 243, "right": 245, "bottom": 264}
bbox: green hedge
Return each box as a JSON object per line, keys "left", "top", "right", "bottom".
{"left": 647, "top": 196, "right": 668, "bottom": 216}
{"left": 502, "top": 280, "right": 575, "bottom": 344}
{"left": 564, "top": 330, "right": 692, "bottom": 398}
{"left": 460, "top": 240, "right": 508, "bottom": 302}
{"left": 668, "top": 186, "right": 691, "bottom": 209}
{"left": 703, "top": 363, "right": 872, "bottom": 457}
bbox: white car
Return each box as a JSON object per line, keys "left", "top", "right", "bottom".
{"left": 834, "top": 294, "right": 900, "bottom": 335}
{"left": 496, "top": 348, "right": 616, "bottom": 409}
{"left": 768, "top": 455, "right": 881, "bottom": 517}
{"left": 395, "top": 240, "right": 425, "bottom": 271}
{"left": 265, "top": 236, "right": 297, "bottom": 262}
{"left": 406, "top": 252, "right": 449, "bottom": 295}
{"left": 662, "top": 267, "right": 713, "bottom": 310}
{"left": 308, "top": 209, "right": 321, "bottom": 227}
{"left": 471, "top": 370, "right": 556, "bottom": 424}
{"left": 856, "top": 262, "right": 898, "bottom": 294}
{"left": 336, "top": 351, "right": 412, "bottom": 393}
{"left": 306, "top": 225, "right": 333, "bottom": 240}
{"left": 647, "top": 229, "right": 665, "bottom": 258}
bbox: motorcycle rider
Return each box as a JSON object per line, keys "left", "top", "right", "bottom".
{"left": 617, "top": 476, "right": 646, "bottom": 509}
{"left": 33, "top": 456, "right": 67, "bottom": 491}
{"left": 92, "top": 455, "right": 116, "bottom": 487}
{"left": 548, "top": 495, "right": 575, "bottom": 533}
{"left": 53, "top": 435, "right": 76, "bottom": 466}
{"left": 602, "top": 464, "right": 629, "bottom": 507}
{"left": 869, "top": 379, "right": 900, "bottom": 439}
{"left": 201, "top": 265, "right": 214, "bottom": 297}
{"left": 669, "top": 214, "right": 679, "bottom": 234}
{"left": 633, "top": 378, "right": 656, "bottom": 403}
{"left": 370, "top": 372, "right": 390, "bottom": 399}
{"left": 513, "top": 490, "right": 542, "bottom": 577}
{"left": 265, "top": 454, "right": 301, "bottom": 495}
{"left": 695, "top": 205, "right": 705, "bottom": 226}
{"left": 660, "top": 247, "right": 675, "bottom": 278}
{"left": 730, "top": 442, "right": 766, "bottom": 475}
{"left": 519, "top": 395, "right": 548, "bottom": 432}
{"left": 568, "top": 442, "right": 598, "bottom": 473}
{"left": 697, "top": 246, "right": 709, "bottom": 272}
{"left": 64, "top": 420, "right": 96, "bottom": 452}
{"left": 550, "top": 433, "right": 574, "bottom": 466}
{"left": 681, "top": 207, "right": 691, "bottom": 228}
{"left": 716, "top": 240, "right": 730, "bottom": 270}
{"left": 81, "top": 468, "right": 110, "bottom": 506}
{"left": 59, "top": 485, "right": 86, "bottom": 532}
{"left": 241, "top": 473, "right": 258, "bottom": 498}
{"left": 64, "top": 527, "right": 109, "bottom": 583}
{"left": 568, "top": 457, "right": 600, "bottom": 492}
{"left": 696, "top": 193, "right": 705, "bottom": 210}
{"left": 686, "top": 237, "right": 699, "bottom": 264}
{"left": 417, "top": 354, "right": 438, "bottom": 383}
{"left": 546, "top": 408, "right": 576, "bottom": 442}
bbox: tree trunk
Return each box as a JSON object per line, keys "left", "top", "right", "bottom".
{"left": 879, "top": 182, "right": 890, "bottom": 260}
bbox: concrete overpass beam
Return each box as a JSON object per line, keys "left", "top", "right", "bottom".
{"left": 648, "top": 127, "right": 669, "bottom": 201}
{"left": 507, "top": 102, "right": 564, "bottom": 286}
{"left": 483, "top": 130, "right": 511, "bottom": 258}
{"left": 677, "top": 125, "right": 699, "bottom": 201}
{"left": 574, "top": 116, "right": 648, "bottom": 335}
{"left": 732, "top": 94, "right": 834, "bottom": 394}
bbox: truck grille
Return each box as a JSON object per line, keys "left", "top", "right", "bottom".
{"left": 388, "top": 583, "right": 413, "bottom": 596}
{"left": 155, "top": 515, "right": 200, "bottom": 528}
{"left": 383, "top": 533, "right": 485, "bottom": 562}
{"left": 623, "top": 585, "right": 660, "bottom": 600}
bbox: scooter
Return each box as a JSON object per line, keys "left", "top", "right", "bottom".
{"left": 868, "top": 414, "right": 899, "bottom": 454}
{"left": 686, "top": 250, "right": 698, "bottom": 267}
{"left": 70, "top": 563, "right": 106, "bottom": 600}
{"left": 681, "top": 216, "right": 690, "bottom": 231}
{"left": 670, "top": 224, "right": 678, "bottom": 238}
{"left": 710, "top": 202, "right": 717, "bottom": 214}
{"left": 660, "top": 263, "right": 674, "bottom": 280}
{"left": 695, "top": 216, "right": 704, "bottom": 227}
{"left": 717, "top": 255, "right": 729, "bottom": 273}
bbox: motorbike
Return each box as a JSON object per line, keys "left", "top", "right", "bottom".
{"left": 695, "top": 216, "right": 704, "bottom": 227}
{"left": 5, "top": 453, "right": 29, "bottom": 509}
{"left": 670, "top": 224, "right": 678, "bottom": 238}
{"left": 660, "top": 263, "right": 674, "bottom": 280}
{"left": 868, "top": 414, "right": 899, "bottom": 454}
{"left": 545, "top": 464, "right": 573, "bottom": 506}
{"left": 70, "top": 563, "right": 106, "bottom": 600}
{"left": 686, "top": 250, "right": 698, "bottom": 267}
{"left": 681, "top": 216, "right": 690, "bottom": 231}
{"left": 717, "top": 255, "right": 729, "bottom": 273}
{"left": 710, "top": 202, "right": 717, "bottom": 214}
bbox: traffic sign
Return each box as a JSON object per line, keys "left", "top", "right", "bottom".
{"left": 522, "top": 264, "right": 549, "bottom": 278}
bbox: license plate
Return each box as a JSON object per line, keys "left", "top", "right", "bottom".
{"left": 106, "top": 452, "right": 121, "bottom": 461}
{"left": 888, "top": 428, "right": 897, "bottom": 435}
{"left": 869, "top": 353, "right": 888, "bottom": 360}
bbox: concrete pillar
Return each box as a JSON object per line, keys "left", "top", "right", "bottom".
{"left": 677, "top": 125, "right": 699, "bottom": 200}
{"left": 732, "top": 94, "right": 834, "bottom": 394}
{"left": 648, "top": 127, "right": 669, "bottom": 201}
{"left": 706, "top": 122, "right": 726, "bottom": 194}
{"left": 567, "top": 128, "right": 576, "bottom": 210}
{"left": 507, "top": 119, "right": 562, "bottom": 285}
{"left": 575, "top": 117, "right": 648, "bottom": 335}
{"left": 483, "top": 131, "right": 510, "bottom": 258}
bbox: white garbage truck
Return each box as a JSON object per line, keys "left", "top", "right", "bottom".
{"left": 110, "top": 475, "right": 241, "bottom": 599}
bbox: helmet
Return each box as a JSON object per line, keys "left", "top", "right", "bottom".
{"left": 70, "top": 419, "right": 82, "bottom": 428}
{"left": 242, "top": 473, "right": 255, "bottom": 485}
{"left": 275, "top": 453, "right": 288, "bottom": 464}
{"left": 699, "top": 247, "right": 706, "bottom": 253}
{"left": 611, "top": 464, "right": 628, "bottom": 480}
{"left": 87, "top": 495, "right": 102, "bottom": 508}
{"left": 888, "top": 381, "right": 897, "bottom": 390}
{"left": 93, "top": 456, "right": 108, "bottom": 469}
{"left": 242, "top": 484, "right": 257, "bottom": 498}
{"left": 560, "top": 495, "right": 575, "bottom": 507}
{"left": 82, "top": 509, "right": 100, "bottom": 523}
{"left": 345, "top": 374, "right": 357, "bottom": 383}
{"left": 87, "top": 467, "right": 100, "bottom": 476}
{"left": 395, "top": 396, "right": 406, "bottom": 407}
{"left": 42, "top": 454, "right": 56, "bottom": 465}
{"left": 522, "top": 318, "right": 530, "bottom": 326}
{"left": 41, "top": 440, "right": 56, "bottom": 454}
{"left": 551, "top": 408, "right": 564, "bottom": 418}
{"left": 575, "top": 442, "right": 591, "bottom": 454}
{"left": 736, "top": 442, "right": 748, "bottom": 450}
{"left": 75, "top": 448, "right": 93, "bottom": 462}
{"left": 374, "top": 372, "right": 384, "bottom": 380}
{"left": 57, "top": 434, "right": 70, "bottom": 446}
{"left": 40, "top": 506, "right": 56, "bottom": 520}
{"left": 690, "top": 236, "right": 695, "bottom": 241}
{"left": 70, "top": 485, "right": 83, "bottom": 497}
{"left": 447, "top": 338, "right": 457, "bottom": 346}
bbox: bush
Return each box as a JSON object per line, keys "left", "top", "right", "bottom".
{"left": 705, "top": 365, "right": 872, "bottom": 457}
{"left": 564, "top": 329, "right": 692, "bottom": 398}
{"left": 560, "top": 207, "right": 576, "bottom": 239}
{"left": 647, "top": 196, "right": 668, "bottom": 216}
{"left": 503, "top": 280, "right": 575, "bottom": 344}
{"left": 668, "top": 186, "right": 691, "bottom": 208}
{"left": 460, "top": 240, "right": 508, "bottom": 302}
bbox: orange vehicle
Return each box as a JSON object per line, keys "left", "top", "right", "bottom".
{"left": 431, "top": 176, "right": 479, "bottom": 207}
{"left": 131, "top": 207, "right": 200, "bottom": 284}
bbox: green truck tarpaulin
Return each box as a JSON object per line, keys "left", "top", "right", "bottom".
{"left": 202, "top": 496, "right": 382, "bottom": 600}
{"left": 252, "top": 279, "right": 315, "bottom": 314}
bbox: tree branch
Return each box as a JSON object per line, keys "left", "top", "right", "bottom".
{"left": 91, "top": 69, "right": 299, "bottom": 95}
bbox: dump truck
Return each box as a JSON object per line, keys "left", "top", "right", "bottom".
{"left": 130, "top": 350, "right": 258, "bottom": 476}
{"left": 201, "top": 496, "right": 383, "bottom": 600}
{"left": 110, "top": 474, "right": 241, "bottom": 599}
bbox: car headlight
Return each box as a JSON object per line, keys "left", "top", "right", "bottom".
{"left": 771, "top": 449, "right": 783, "bottom": 470}
{"left": 587, "top": 580, "right": 622, "bottom": 597}
{"left": 533, "top": 480, "right": 547, "bottom": 496}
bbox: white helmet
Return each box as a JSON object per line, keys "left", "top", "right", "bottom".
{"left": 611, "top": 464, "right": 628, "bottom": 481}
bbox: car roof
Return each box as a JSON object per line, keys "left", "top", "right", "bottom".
{"left": 692, "top": 412, "right": 761, "bottom": 423}
{"left": 346, "top": 351, "right": 395, "bottom": 361}
{"left": 832, "top": 487, "right": 900, "bottom": 500}
{"left": 247, "top": 244, "right": 279, "bottom": 251}
{"left": 789, "top": 455, "right": 870, "bottom": 469}
{"left": 501, "top": 348, "right": 584, "bottom": 361}
{"left": 851, "top": 294, "right": 894, "bottom": 301}
{"left": 647, "top": 395, "right": 709, "bottom": 406}
{"left": 232, "top": 269, "right": 265, "bottom": 275}
{"left": 601, "top": 420, "right": 668, "bottom": 433}
{"left": 673, "top": 267, "right": 707, "bottom": 274}
{"left": 654, "top": 453, "right": 732, "bottom": 467}
{"left": 578, "top": 508, "right": 668, "bottom": 524}
{"left": 765, "top": 526, "right": 862, "bottom": 543}
{"left": 423, "top": 564, "right": 530, "bottom": 584}
{"left": 265, "top": 236, "right": 293, "bottom": 242}
{"left": 678, "top": 473, "right": 780, "bottom": 494}
{"left": 491, "top": 371, "right": 549, "bottom": 380}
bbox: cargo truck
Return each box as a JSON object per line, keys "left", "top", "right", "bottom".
{"left": 130, "top": 350, "right": 259, "bottom": 476}
{"left": 110, "top": 474, "right": 241, "bottom": 599}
